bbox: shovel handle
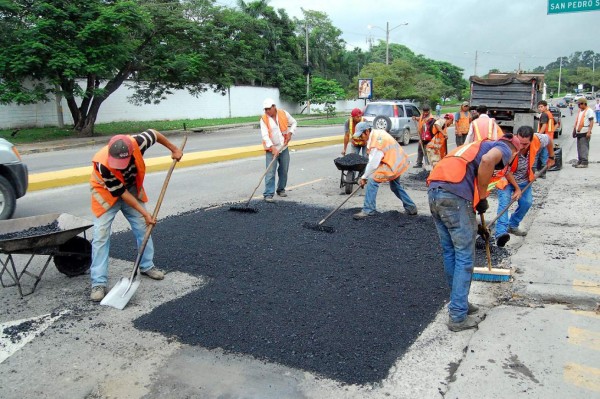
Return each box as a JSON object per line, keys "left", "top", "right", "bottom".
{"left": 317, "top": 184, "right": 362, "bottom": 226}
{"left": 480, "top": 213, "right": 493, "bottom": 271}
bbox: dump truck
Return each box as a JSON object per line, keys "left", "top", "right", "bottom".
{"left": 469, "top": 73, "right": 545, "bottom": 134}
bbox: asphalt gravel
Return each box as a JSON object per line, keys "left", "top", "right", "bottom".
{"left": 110, "top": 202, "right": 449, "bottom": 385}
{"left": 0, "top": 221, "right": 59, "bottom": 241}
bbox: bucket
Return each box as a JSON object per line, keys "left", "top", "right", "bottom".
{"left": 548, "top": 144, "right": 562, "bottom": 171}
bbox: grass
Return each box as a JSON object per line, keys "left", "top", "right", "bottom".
{"left": 0, "top": 114, "right": 340, "bottom": 144}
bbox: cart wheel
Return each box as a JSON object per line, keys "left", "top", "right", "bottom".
{"left": 344, "top": 171, "right": 356, "bottom": 194}
{"left": 54, "top": 236, "right": 92, "bottom": 277}
{"left": 344, "top": 182, "right": 353, "bottom": 194}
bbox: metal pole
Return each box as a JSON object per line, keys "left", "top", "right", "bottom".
{"left": 385, "top": 22, "right": 390, "bottom": 65}
{"left": 474, "top": 50, "right": 478, "bottom": 76}
{"left": 558, "top": 57, "right": 562, "bottom": 96}
{"left": 305, "top": 22, "right": 310, "bottom": 114}
{"left": 593, "top": 57, "right": 596, "bottom": 94}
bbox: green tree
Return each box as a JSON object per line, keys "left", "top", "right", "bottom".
{"left": 0, "top": 0, "right": 232, "bottom": 136}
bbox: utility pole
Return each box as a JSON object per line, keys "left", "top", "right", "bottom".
{"left": 368, "top": 22, "right": 407, "bottom": 66}
{"left": 474, "top": 50, "right": 478, "bottom": 76}
{"left": 558, "top": 57, "right": 563, "bottom": 96}
{"left": 593, "top": 57, "right": 596, "bottom": 94}
{"left": 305, "top": 22, "right": 310, "bottom": 115}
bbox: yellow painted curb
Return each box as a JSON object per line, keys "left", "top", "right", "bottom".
{"left": 27, "top": 135, "right": 344, "bottom": 192}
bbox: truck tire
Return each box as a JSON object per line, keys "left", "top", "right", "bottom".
{"left": 0, "top": 175, "right": 16, "bottom": 220}
{"left": 373, "top": 115, "right": 392, "bottom": 133}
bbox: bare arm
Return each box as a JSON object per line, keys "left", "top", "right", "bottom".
{"left": 150, "top": 130, "right": 183, "bottom": 161}
{"left": 120, "top": 189, "right": 155, "bottom": 226}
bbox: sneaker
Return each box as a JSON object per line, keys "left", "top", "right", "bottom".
{"left": 141, "top": 268, "right": 165, "bottom": 280}
{"left": 572, "top": 162, "right": 580, "bottom": 167}
{"left": 467, "top": 302, "right": 479, "bottom": 315}
{"left": 90, "top": 286, "right": 106, "bottom": 302}
{"left": 264, "top": 196, "right": 275, "bottom": 203}
{"left": 574, "top": 163, "right": 588, "bottom": 168}
{"left": 413, "top": 164, "right": 423, "bottom": 169}
{"left": 405, "top": 207, "right": 418, "bottom": 216}
{"left": 353, "top": 211, "right": 372, "bottom": 220}
{"left": 509, "top": 227, "right": 528, "bottom": 237}
{"left": 496, "top": 233, "right": 510, "bottom": 248}
{"left": 276, "top": 191, "right": 288, "bottom": 197}
{"left": 447, "top": 315, "right": 480, "bottom": 332}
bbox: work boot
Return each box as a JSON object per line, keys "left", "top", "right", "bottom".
{"left": 509, "top": 227, "right": 528, "bottom": 237}
{"left": 264, "top": 196, "right": 275, "bottom": 203}
{"left": 574, "top": 163, "right": 588, "bottom": 168}
{"left": 276, "top": 190, "right": 288, "bottom": 197}
{"left": 405, "top": 207, "right": 418, "bottom": 216}
{"left": 141, "top": 268, "right": 165, "bottom": 280}
{"left": 90, "top": 286, "right": 106, "bottom": 302}
{"left": 413, "top": 164, "right": 422, "bottom": 169}
{"left": 496, "top": 233, "right": 510, "bottom": 248}
{"left": 447, "top": 315, "right": 481, "bottom": 332}
{"left": 353, "top": 211, "right": 372, "bottom": 220}
{"left": 468, "top": 302, "right": 479, "bottom": 315}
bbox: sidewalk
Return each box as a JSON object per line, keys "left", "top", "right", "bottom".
{"left": 446, "top": 136, "right": 600, "bottom": 397}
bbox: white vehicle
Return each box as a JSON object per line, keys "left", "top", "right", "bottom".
{"left": 0, "top": 138, "right": 28, "bottom": 219}
{"left": 362, "top": 100, "right": 421, "bottom": 145}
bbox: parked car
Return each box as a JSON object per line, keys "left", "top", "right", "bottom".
{"left": 573, "top": 94, "right": 585, "bottom": 102}
{"left": 556, "top": 100, "right": 567, "bottom": 108}
{"left": 0, "top": 138, "right": 28, "bottom": 219}
{"left": 362, "top": 100, "right": 421, "bottom": 145}
{"left": 564, "top": 93, "right": 574, "bottom": 103}
{"left": 585, "top": 92, "right": 595, "bottom": 100}
{"left": 548, "top": 106, "right": 563, "bottom": 139}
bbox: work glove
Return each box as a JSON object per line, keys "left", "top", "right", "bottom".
{"left": 477, "top": 224, "right": 490, "bottom": 241}
{"left": 475, "top": 198, "right": 489, "bottom": 214}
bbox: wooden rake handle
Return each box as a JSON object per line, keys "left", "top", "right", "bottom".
{"left": 243, "top": 145, "right": 288, "bottom": 207}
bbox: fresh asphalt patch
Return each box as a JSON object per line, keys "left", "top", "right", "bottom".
{"left": 111, "top": 202, "right": 450, "bottom": 385}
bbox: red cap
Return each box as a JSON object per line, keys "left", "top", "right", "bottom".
{"left": 107, "top": 135, "right": 133, "bottom": 170}
{"left": 351, "top": 108, "right": 363, "bottom": 117}
{"left": 444, "top": 113, "right": 454, "bottom": 121}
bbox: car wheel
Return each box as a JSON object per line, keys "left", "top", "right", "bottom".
{"left": 0, "top": 175, "right": 16, "bottom": 220}
{"left": 373, "top": 115, "right": 392, "bottom": 133}
{"left": 400, "top": 129, "right": 411, "bottom": 146}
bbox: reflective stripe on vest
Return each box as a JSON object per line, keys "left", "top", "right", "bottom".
{"left": 368, "top": 129, "right": 409, "bottom": 182}
{"left": 349, "top": 117, "right": 366, "bottom": 146}
{"left": 261, "top": 110, "right": 289, "bottom": 150}
{"left": 455, "top": 111, "right": 471, "bottom": 134}
{"left": 89, "top": 137, "right": 147, "bottom": 217}
{"left": 472, "top": 118, "right": 494, "bottom": 141}
{"left": 538, "top": 110, "right": 555, "bottom": 134}
{"left": 576, "top": 107, "right": 588, "bottom": 132}
{"left": 495, "top": 135, "right": 541, "bottom": 190}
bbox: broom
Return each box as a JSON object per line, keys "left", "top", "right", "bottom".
{"left": 472, "top": 165, "right": 548, "bottom": 282}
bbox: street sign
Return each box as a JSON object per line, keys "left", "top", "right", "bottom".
{"left": 548, "top": 0, "right": 600, "bottom": 14}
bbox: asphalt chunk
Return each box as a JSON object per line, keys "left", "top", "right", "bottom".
{"left": 0, "top": 221, "right": 59, "bottom": 241}
{"left": 111, "top": 202, "right": 449, "bottom": 385}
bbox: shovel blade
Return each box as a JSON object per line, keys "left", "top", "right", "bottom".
{"left": 100, "top": 277, "right": 140, "bottom": 310}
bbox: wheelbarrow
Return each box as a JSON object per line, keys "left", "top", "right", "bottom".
{"left": 334, "top": 154, "right": 369, "bottom": 195}
{"left": 0, "top": 213, "right": 93, "bottom": 297}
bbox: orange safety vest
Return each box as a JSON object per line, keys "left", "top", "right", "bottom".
{"left": 496, "top": 135, "right": 541, "bottom": 190}
{"left": 472, "top": 118, "right": 497, "bottom": 141}
{"left": 575, "top": 107, "right": 589, "bottom": 132}
{"left": 455, "top": 111, "right": 471, "bottom": 135}
{"left": 418, "top": 114, "right": 433, "bottom": 140}
{"left": 261, "top": 110, "right": 289, "bottom": 151}
{"left": 348, "top": 116, "right": 366, "bottom": 146}
{"left": 90, "top": 136, "right": 147, "bottom": 217}
{"left": 367, "top": 129, "right": 409, "bottom": 182}
{"left": 426, "top": 123, "right": 448, "bottom": 163}
{"left": 538, "top": 110, "right": 555, "bottom": 135}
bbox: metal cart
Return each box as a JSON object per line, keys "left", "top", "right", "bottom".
{"left": 0, "top": 213, "right": 93, "bottom": 297}
{"left": 334, "top": 155, "right": 369, "bottom": 195}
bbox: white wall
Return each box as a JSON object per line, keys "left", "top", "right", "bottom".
{"left": 0, "top": 80, "right": 366, "bottom": 129}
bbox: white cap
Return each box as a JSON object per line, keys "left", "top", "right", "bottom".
{"left": 263, "top": 98, "right": 276, "bottom": 109}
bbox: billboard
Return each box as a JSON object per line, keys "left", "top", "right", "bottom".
{"left": 358, "top": 79, "right": 373, "bottom": 99}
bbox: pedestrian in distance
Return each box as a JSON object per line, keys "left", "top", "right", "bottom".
{"left": 572, "top": 97, "right": 594, "bottom": 168}
{"left": 569, "top": 102, "right": 574, "bottom": 116}
{"left": 342, "top": 108, "right": 367, "bottom": 157}
{"left": 595, "top": 99, "right": 600, "bottom": 126}
{"left": 426, "top": 113, "right": 454, "bottom": 167}
{"left": 427, "top": 134, "right": 521, "bottom": 331}
{"left": 412, "top": 104, "right": 435, "bottom": 168}
{"left": 435, "top": 103, "right": 442, "bottom": 118}
{"left": 464, "top": 105, "right": 503, "bottom": 144}
{"left": 454, "top": 101, "right": 472, "bottom": 147}
{"left": 260, "top": 98, "right": 298, "bottom": 201}
{"left": 533, "top": 100, "right": 555, "bottom": 179}
{"left": 351, "top": 122, "right": 418, "bottom": 220}
{"left": 494, "top": 126, "right": 555, "bottom": 248}
{"left": 89, "top": 130, "right": 184, "bottom": 302}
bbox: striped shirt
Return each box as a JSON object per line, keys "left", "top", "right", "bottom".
{"left": 94, "top": 130, "right": 157, "bottom": 198}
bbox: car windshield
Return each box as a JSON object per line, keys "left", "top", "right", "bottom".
{"left": 364, "top": 104, "right": 393, "bottom": 117}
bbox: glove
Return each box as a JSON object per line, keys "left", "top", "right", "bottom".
{"left": 475, "top": 198, "right": 489, "bottom": 214}
{"left": 477, "top": 224, "right": 490, "bottom": 241}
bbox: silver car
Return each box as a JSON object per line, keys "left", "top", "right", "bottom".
{"left": 362, "top": 100, "right": 421, "bottom": 145}
{"left": 0, "top": 138, "right": 28, "bottom": 219}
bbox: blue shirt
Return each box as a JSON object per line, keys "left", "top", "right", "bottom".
{"left": 429, "top": 141, "right": 513, "bottom": 201}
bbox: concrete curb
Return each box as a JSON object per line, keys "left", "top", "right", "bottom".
{"left": 27, "top": 135, "right": 344, "bottom": 192}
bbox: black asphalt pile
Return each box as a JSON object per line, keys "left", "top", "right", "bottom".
{"left": 0, "top": 221, "right": 59, "bottom": 241}
{"left": 111, "top": 202, "right": 448, "bottom": 385}
{"left": 334, "top": 153, "right": 368, "bottom": 171}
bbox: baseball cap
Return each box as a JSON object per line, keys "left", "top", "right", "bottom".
{"left": 444, "top": 113, "right": 454, "bottom": 121}
{"left": 353, "top": 121, "right": 371, "bottom": 138}
{"left": 577, "top": 97, "right": 587, "bottom": 105}
{"left": 351, "top": 108, "right": 363, "bottom": 117}
{"left": 263, "top": 98, "right": 276, "bottom": 109}
{"left": 107, "top": 135, "right": 133, "bottom": 170}
{"left": 461, "top": 101, "right": 469, "bottom": 107}
{"left": 499, "top": 134, "right": 522, "bottom": 152}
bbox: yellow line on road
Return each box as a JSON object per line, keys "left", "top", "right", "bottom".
{"left": 577, "top": 264, "right": 600, "bottom": 275}
{"left": 571, "top": 310, "right": 600, "bottom": 319}
{"left": 287, "top": 178, "right": 324, "bottom": 190}
{"left": 568, "top": 327, "right": 600, "bottom": 351}
{"left": 573, "top": 280, "right": 600, "bottom": 295}
{"left": 564, "top": 362, "right": 600, "bottom": 392}
{"left": 578, "top": 251, "right": 600, "bottom": 260}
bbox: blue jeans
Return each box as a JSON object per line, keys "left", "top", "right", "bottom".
{"left": 495, "top": 181, "right": 533, "bottom": 238}
{"left": 349, "top": 144, "right": 367, "bottom": 157}
{"left": 263, "top": 148, "right": 290, "bottom": 197}
{"left": 428, "top": 188, "right": 476, "bottom": 323}
{"left": 90, "top": 198, "right": 154, "bottom": 287}
{"left": 535, "top": 146, "right": 548, "bottom": 170}
{"left": 362, "top": 176, "right": 416, "bottom": 214}
{"left": 595, "top": 110, "right": 600, "bottom": 124}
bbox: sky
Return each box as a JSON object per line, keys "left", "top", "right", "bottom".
{"left": 216, "top": 0, "right": 599, "bottom": 78}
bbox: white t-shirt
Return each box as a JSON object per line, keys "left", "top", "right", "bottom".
{"left": 575, "top": 107, "right": 595, "bottom": 133}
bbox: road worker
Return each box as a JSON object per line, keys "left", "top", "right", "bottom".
{"left": 464, "top": 105, "right": 502, "bottom": 143}
{"left": 342, "top": 108, "right": 367, "bottom": 157}
{"left": 454, "top": 101, "right": 472, "bottom": 147}
{"left": 426, "top": 113, "right": 454, "bottom": 166}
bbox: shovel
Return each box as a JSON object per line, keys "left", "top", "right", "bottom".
{"left": 419, "top": 140, "right": 432, "bottom": 172}
{"left": 101, "top": 135, "right": 187, "bottom": 310}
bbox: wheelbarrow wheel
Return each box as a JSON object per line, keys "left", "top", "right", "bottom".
{"left": 343, "top": 170, "right": 356, "bottom": 195}
{"left": 54, "top": 236, "right": 92, "bottom": 277}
